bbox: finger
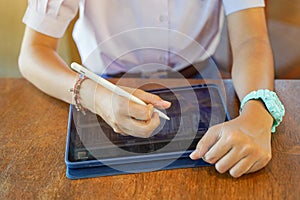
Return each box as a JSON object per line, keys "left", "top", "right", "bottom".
{"left": 214, "top": 147, "right": 247, "bottom": 174}
{"left": 201, "top": 136, "right": 233, "bottom": 164}
{"left": 112, "top": 125, "right": 122, "bottom": 133}
{"left": 228, "top": 156, "right": 256, "bottom": 178}
{"left": 131, "top": 88, "right": 171, "bottom": 109}
{"left": 114, "top": 128, "right": 130, "bottom": 136}
{"left": 116, "top": 131, "right": 130, "bottom": 136}
{"left": 190, "top": 124, "right": 224, "bottom": 160}
{"left": 111, "top": 94, "right": 153, "bottom": 121}
{"left": 110, "top": 123, "right": 129, "bottom": 136}
{"left": 119, "top": 112, "right": 160, "bottom": 138}
{"left": 246, "top": 153, "right": 272, "bottom": 174}
{"left": 127, "top": 102, "right": 154, "bottom": 121}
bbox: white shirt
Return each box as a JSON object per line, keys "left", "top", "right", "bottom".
{"left": 23, "top": 0, "right": 264, "bottom": 74}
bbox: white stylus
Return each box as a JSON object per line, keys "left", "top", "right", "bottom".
{"left": 70, "top": 62, "right": 170, "bottom": 120}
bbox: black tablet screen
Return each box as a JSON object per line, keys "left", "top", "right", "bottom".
{"left": 69, "top": 84, "right": 229, "bottom": 161}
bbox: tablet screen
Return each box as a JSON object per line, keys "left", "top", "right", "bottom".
{"left": 68, "top": 84, "right": 229, "bottom": 162}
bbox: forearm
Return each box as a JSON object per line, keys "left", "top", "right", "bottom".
{"left": 19, "top": 44, "right": 76, "bottom": 104}
{"left": 231, "top": 37, "right": 274, "bottom": 101}
{"left": 227, "top": 7, "right": 274, "bottom": 102}
{"left": 18, "top": 27, "right": 79, "bottom": 104}
{"left": 228, "top": 8, "right": 274, "bottom": 129}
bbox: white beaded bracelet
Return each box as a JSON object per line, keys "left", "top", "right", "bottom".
{"left": 69, "top": 74, "right": 88, "bottom": 115}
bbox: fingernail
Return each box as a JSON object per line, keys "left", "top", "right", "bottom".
{"left": 189, "top": 149, "right": 199, "bottom": 159}
{"left": 161, "top": 100, "right": 171, "bottom": 107}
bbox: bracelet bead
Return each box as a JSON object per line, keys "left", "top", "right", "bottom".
{"left": 69, "top": 74, "right": 88, "bottom": 115}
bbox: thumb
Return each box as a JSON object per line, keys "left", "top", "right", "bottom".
{"left": 190, "top": 125, "right": 223, "bottom": 160}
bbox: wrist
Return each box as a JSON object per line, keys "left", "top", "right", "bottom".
{"left": 80, "top": 78, "right": 113, "bottom": 117}
{"left": 240, "top": 89, "right": 285, "bottom": 133}
{"left": 240, "top": 100, "right": 273, "bottom": 132}
{"left": 79, "top": 78, "right": 98, "bottom": 114}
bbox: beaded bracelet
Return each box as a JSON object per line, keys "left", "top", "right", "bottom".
{"left": 69, "top": 74, "right": 88, "bottom": 115}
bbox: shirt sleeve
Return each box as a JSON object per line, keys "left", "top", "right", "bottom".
{"left": 222, "top": 0, "right": 265, "bottom": 15}
{"left": 22, "top": 0, "right": 79, "bottom": 38}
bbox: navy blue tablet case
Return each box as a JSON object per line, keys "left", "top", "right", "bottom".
{"left": 65, "top": 84, "right": 230, "bottom": 179}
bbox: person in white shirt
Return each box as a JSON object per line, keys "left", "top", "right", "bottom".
{"left": 19, "top": 0, "right": 274, "bottom": 178}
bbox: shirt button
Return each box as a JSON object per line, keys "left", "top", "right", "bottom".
{"left": 158, "top": 15, "right": 168, "bottom": 22}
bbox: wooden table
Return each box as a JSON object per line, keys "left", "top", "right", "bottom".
{"left": 0, "top": 78, "right": 299, "bottom": 200}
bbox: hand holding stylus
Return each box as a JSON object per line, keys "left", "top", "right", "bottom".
{"left": 71, "top": 62, "right": 170, "bottom": 120}
{"left": 70, "top": 62, "right": 171, "bottom": 138}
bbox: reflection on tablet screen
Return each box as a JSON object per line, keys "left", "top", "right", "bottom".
{"left": 69, "top": 84, "right": 228, "bottom": 161}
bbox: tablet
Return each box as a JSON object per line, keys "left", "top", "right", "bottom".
{"left": 65, "top": 84, "right": 230, "bottom": 179}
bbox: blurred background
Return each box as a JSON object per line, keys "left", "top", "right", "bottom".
{"left": 0, "top": 0, "right": 299, "bottom": 78}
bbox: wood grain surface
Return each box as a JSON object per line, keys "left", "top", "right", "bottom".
{"left": 0, "top": 78, "right": 299, "bottom": 200}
